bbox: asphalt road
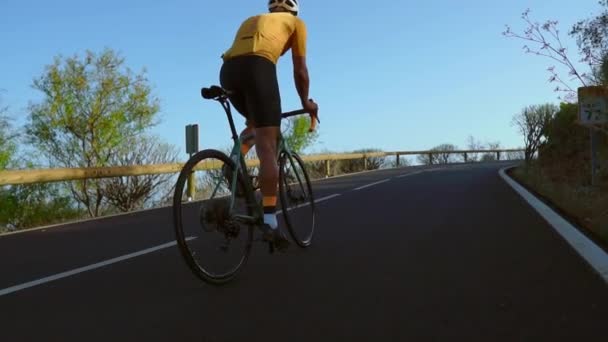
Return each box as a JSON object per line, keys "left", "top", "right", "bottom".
{"left": 1, "top": 161, "right": 607, "bottom": 341}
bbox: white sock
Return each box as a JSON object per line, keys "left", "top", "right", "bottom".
{"left": 263, "top": 214, "right": 278, "bottom": 230}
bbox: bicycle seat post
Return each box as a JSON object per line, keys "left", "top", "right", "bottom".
{"left": 220, "top": 98, "right": 240, "bottom": 145}
{"left": 201, "top": 85, "right": 242, "bottom": 158}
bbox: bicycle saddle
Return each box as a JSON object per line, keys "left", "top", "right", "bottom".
{"left": 201, "top": 86, "right": 230, "bottom": 100}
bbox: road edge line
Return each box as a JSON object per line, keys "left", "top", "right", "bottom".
{"left": 499, "top": 165, "right": 608, "bottom": 284}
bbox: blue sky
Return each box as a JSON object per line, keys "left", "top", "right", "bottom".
{"left": 0, "top": 0, "right": 601, "bottom": 159}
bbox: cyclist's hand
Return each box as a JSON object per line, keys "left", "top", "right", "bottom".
{"left": 303, "top": 99, "right": 319, "bottom": 132}
{"left": 303, "top": 99, "right": 318, "bottom": 114}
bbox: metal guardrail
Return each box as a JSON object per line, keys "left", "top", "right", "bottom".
{"left": 0, "top": 149, "right": 524, "bottom": 186}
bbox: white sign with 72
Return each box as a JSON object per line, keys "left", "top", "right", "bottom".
{"left": 579, "top": 96, "right": 608, "bottom": 125}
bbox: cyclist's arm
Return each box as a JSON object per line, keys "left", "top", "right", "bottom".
{"left": 291, "top": 19, "right": 310, "bottom": 106}
{"left": 293, "top": 56, "right": 310, "bottom": 106}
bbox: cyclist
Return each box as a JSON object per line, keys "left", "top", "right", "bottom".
{"left": 218, "top": 0, "right": 318, "bottom": 249}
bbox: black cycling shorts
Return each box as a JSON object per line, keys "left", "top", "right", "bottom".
{"left": 219, "top": 55, "right": 282, "bottom": 128}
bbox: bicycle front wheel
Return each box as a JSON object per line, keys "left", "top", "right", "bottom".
{"left": 278, "top": 151, "right": 315, "bottom": 248}
{"left": 172, "top": 149, "right": 254, "bottom": 285}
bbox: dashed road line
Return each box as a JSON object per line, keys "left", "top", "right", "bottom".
{"left": 353, "top": 179, "right": 391, "bottom": 191}
{"left": 396, "top": 171, "right": 424, "bottom": 178}
{"left": 279, "top": 194, "right": 342, "bottom": 214}
{"left": 0, "top": 237, "right": 196, "bottom": 297}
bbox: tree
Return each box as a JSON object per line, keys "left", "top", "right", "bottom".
{"left": 0, "top": 98, "right": 82, "bottom": 232}
{"left": 338, "top": 148, "right": 386, "bottom": 173}
{"left": 417, "top": 144, "right": 459, "bottom": 165}
{"left": 503, "top": 9, "right": 593, "bottom": 102}
{"left": 103, "top": 135, "right": 179, "bottom": 212}
{"left": 506, "top": 150, "right": 526, "bottom": 161}
{"left": 282, "top": 115, "right": 319, "bottom": 154}
{"left": 512, "top": 104, "right": 557, "bottom": 163}
{"left": 481, "top": 141, "right": 502, "bottom": 161}
{"left": 570, "top": 1, "right": 608, "bottom": 74}
{"left": 570, "top": 2, "right": 608, "bottom": 135}
{"left": 0, "top": 99, "right": 16, "bottom": 170}
{"left": 466, "top": 135, "right": 485, "bottom": 162}
{"left": 0, "top": 181, "right": 82, "bottom": 232}
{"left": 26, "top": 49, "right": 160, "bottom": 217}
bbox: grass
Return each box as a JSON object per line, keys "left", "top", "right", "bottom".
{"left": 510, "top": 162, "right": 608, "bottom": 245}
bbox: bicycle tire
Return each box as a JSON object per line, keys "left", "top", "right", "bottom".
{"left": 278, "top": 151, "right": 315, "bottom": 248}
{"left": 172, "top": 149, "right": 254, "bottom": 285}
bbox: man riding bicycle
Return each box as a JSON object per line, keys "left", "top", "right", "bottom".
{"left": 218, "top": 0, "right": 318, "bottom": 249}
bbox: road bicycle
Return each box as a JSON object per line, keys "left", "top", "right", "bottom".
{"left": 172, "top": 85, "right": 318, "bottom": 285}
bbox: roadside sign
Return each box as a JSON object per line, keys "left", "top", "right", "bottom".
{"left": 577, "top": 87, "right": 605, "bottom": 186}
{"left": 578, "top": 86, "right": 608, "bottom": 126}
{"left": 185, "top": 124, "right": 199, "bottom": 154}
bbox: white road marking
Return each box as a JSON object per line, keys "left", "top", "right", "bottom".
{"left": 1, "top": 190, "right": 344, "bottom": 297}
{"left": 396, "top": 171, "right": 424, "bottom": 178}
{"left": 278, "top": 194, "right": 341, "bottom": 214}
{"left": 314, "top": 193, "right": 342, "bottom": 204}
{"left": 0, "top": 237, "right": 196, "bottom": 297}
{"left": 499, "top": 166, "right": 608, "bottom": 284}
{"left": 353, "top": 179, "right": 390, "bottom": 191}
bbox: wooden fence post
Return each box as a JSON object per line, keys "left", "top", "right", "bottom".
{"left": 187, "top": 171, "right": 196, "bottom": 201}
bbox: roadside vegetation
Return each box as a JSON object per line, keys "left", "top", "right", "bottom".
{"left": 503, "top": 2, "right": 608, "bottom": 243}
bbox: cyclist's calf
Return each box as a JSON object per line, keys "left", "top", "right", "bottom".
{"left": 254, "top": 127, "right": 280, "bottom": 212}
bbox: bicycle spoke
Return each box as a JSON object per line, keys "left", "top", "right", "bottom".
{"left": 172, "top": 150, "right": 254, "bottom": 285}
{"left": 279, "top": 152, "right": 315, "bottom": 247}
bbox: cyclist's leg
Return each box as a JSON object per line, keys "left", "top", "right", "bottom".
{"left": 244, "top": 57, "right": 281, "bottom": 225}
{"left": 220, "top": 57, "right": 257, "bottom": 157}
{"left": 254, "top": 126, "right": 280, "bottom": 227}
{"left": 243, "top": 56, "right": 289, "bottom": 247}
{"left": 219, "top": 58, "right": 253, "bottom": 194}
{"left": 239, "top": 121, "right": 256, "bottom": 156}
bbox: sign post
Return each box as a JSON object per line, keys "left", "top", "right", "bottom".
{"left": 578, "top": 87, "right": 608, "bottom": 186}
{"left": 185, "top": 124, "right": 199, "bottom": 201}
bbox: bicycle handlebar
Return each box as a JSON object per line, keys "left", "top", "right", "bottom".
{"left": 282, "top": 108, "right": 320, "bottom": 132}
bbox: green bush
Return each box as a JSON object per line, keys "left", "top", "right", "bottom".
{"left": 0, "top": 183, "right": 84, "bottom": 232}
{"left": 539, "top": 102, "right": 608, "bottom": 185}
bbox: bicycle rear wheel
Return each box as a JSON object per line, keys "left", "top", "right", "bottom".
{"left": 173, "top": 149, "right": 254, "bottom": 285}
{"left": 278, "top": 151, "right": 315, "bottom": 247}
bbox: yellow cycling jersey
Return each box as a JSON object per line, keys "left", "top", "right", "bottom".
{"left": 222, "top": 12, "right": 307, "bottom": 64}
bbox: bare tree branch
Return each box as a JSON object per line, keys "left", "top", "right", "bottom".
{"left": 503, "top": 9, "right": 592, "bottom": 100}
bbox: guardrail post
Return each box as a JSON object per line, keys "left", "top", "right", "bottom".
{"left": 396, "top": 154, "right": 400, "bottom": 167}
{"left": 363, "top": 156, "right": 368, "bottom": 170}
{"left": 464, "top": 153, "right": 468, "bottom": 163}
{"left": 187, "top": 171, "right": 196, "bottom": 201}
{"left": 325, "top": 160, "right": 331, "bottom": 178}
{"left": 496, "top": 151, "right": 501, "bottom": 161}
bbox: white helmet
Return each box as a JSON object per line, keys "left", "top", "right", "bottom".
{"left": 268, "top": 0, "right": 299, "bottom": 14}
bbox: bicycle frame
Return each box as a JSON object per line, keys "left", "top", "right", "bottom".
{"left": 211, "top": 95, "right": 312, "bottom": 225}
